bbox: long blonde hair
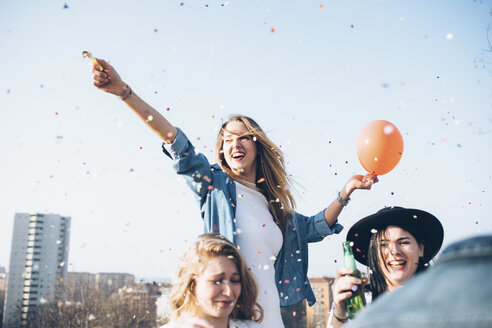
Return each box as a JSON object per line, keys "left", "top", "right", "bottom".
{"left": 215, "top": 115, "right": 295, "bottom": 234}
{"left": 169, "top": 233, "right": 263, "bottom": 322}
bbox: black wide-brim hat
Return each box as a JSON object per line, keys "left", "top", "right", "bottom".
{"left": 346, "top": 206, "right": 444, "bottom": 266}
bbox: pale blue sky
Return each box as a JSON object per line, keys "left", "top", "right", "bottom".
{"left": 1, "top": 0, "right": 491, "bottom": 280}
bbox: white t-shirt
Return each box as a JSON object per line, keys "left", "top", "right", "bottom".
{"left": 161, "top": 318, "right": 262, "bottom": 328}
{"left": 230, "top": 318, "right": 263, "bottom": 328}
{"left": 234, "top": 181, "right": 284, "bottom": 328}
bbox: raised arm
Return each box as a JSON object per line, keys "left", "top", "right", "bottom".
{"left": 91, "top": 58, "right": 177, "bottom": 144}
{"left": 323, "top": 174, "right": 378, "bottom": 227}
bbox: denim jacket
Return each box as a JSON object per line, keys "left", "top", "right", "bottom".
{"left": 162, "top": 128, "right": 343, "bottom": 306}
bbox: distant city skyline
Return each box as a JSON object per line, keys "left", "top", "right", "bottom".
{"left": 3, "top": 213, "right": 70, "bottom": 328}
{"left": 1, "top": 0, "right": 492, "bottom": 281}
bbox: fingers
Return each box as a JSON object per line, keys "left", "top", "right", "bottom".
{"left": 352, "top": 173, "right": 378, "bottom": 190}
{"left": 336, "top": 267, "right": 354, "bottom": 278}
{"left": 333, "top": 268, "right": 363, "bottom": 304}
{"left": 93, "top": 57, "right": 109, "bottom": 71}
{"left": 333, "top": 290, "right": 353, "bottom": 304}
{"left": 362, "top": 173, "right": 378, "bottom": 184}
{"left": 93, "top": 71, "right": 110, "bottom": 85}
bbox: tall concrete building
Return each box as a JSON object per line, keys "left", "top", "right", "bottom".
{"left": 3, "top": 213, "right": 71, "bottom": 328}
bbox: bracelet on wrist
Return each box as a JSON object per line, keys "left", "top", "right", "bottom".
{"left": 119, "top": 84, "right": 132, "bottom": 101}
{"left": 333, "top": 312, "right": 348, "bottom": 323}
{"left": 337, "top": 191, "right": 350, "bottom": 206}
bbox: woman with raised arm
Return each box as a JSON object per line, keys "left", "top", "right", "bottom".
{"left": 91, "top": 58, "right": 378, "bottom": 327}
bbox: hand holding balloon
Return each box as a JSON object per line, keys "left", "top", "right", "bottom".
{"left": 356, "top": 120, "right": 403, "bottom": 176}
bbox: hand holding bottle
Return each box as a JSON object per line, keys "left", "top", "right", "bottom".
{"left": 332, "top": 268, "right": 366, "bottom": 317}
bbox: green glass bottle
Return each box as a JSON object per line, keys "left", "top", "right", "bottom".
{"left": 343, "top": 241, "right": 366, "bottom": 319}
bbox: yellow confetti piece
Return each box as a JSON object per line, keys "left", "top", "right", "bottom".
{"left": 82, "top": 51, "right": 103, "bottom": 71}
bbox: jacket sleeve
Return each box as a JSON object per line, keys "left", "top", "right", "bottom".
{"left": 162, "top": 128, "right": 213, "bottom": 206}
{"left": 295, "top": 210, "right": 344, "bottom": 243}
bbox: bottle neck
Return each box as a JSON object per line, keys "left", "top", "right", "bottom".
{"left": 343, "top": 242, "right": 358, "bottom": 271}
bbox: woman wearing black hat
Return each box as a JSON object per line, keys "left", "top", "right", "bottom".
{"left": 329, "top": 206, "right": 444, "bottom": 326}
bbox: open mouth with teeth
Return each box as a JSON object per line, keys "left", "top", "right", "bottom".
{"left": 231, "top": 152, "right": 245, "bottom": 160}
{"left": 216, "top": 300, "right": 235, "bottom": 308}
{"left": 387, "top": 260, "right": 406, "bottom": 271}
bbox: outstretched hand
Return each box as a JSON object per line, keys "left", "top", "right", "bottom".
{"left": 343, "top": 174, "right": 378, "bottom": 195}
{"left": 91, "top": 58, "right": 126, "bottom": 96}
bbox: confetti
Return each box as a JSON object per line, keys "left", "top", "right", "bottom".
{"left": 446, "top": 33, "right": 454, "bottom": 40}
{"left": 271, "top": 28, "right": 276, "bottom": 33}
{"left": 257, "top": 178, "right": 265, "bottom": 183}
{"left": 207, "top": 185, "right": 214, "bottom": 190}
{"left": 371, "top": 228, "right": 378, "bottom": 233}
{"left": 63, "top": 3, "right": 69, "bottom": 9}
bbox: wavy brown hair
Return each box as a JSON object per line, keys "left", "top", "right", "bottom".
{"left": 215, "top": 115, "right": 295, "bottom": 234}
{"left": 169, "top": 233, "right": 263, "bottom": 322}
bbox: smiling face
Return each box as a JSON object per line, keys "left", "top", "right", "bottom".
{"left": 379, "top": 225, "right": 424, "bottom": 290}
{"left": 193, "top": 255, "right": 242, "bottom": 322}
{"left": 221, "top": 121, "right": 258, "bottom": 182}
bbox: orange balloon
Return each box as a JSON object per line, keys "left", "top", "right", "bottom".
{"left": 356, "top": 120, "right": 404, "bottom": 175}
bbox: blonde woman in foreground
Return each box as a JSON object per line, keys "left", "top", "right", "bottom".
{"left": 163, "top": 233, "right": 263, "bottom": 328}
